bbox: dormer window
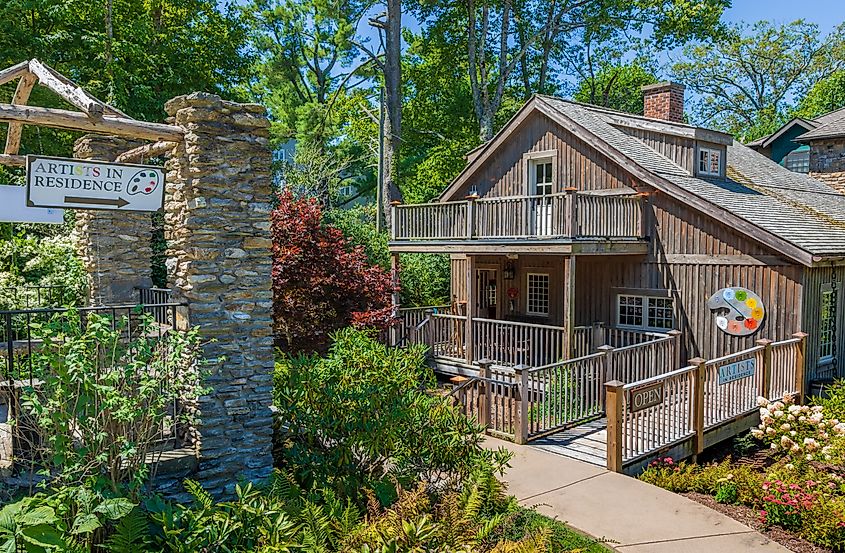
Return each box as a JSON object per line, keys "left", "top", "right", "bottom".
{"left": 698, "top": 147, "right": 722, "bottom": 177}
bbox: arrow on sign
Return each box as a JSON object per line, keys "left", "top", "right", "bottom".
{"left": 63, "top": 196, "right": 129, "bottom": 208}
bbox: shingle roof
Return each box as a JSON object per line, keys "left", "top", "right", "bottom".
{"left": 539, "top": 97, "right": 845, "bottom": 260}
{"left": 797, "top": 108, "right": 845, "bottom": 141}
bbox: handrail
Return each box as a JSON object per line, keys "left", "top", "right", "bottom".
{"left": 394, "top": 199, "right": 468, "bottom": 209}
{"left": 473, "top": 316, "right": 565, "bottom": 331}
{"left": 530, "top": 351, "right": 604, "bottom": 373}
{"left": 621, "top": 364, "right": 696, "bottom": 390}
{"left": 704, "top": 345, "right": 764, "bottom": 366}
{"left": 431, "top": 313, "right": 467, "bottom": 320}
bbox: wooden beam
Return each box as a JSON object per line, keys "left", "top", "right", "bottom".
{"left": 0, "top": 103, "right": 183, "bottom": 142}
{"left": 28, "top": 59, "right": 129, "bottom": 119}
{"left": 114, "top": 141, "right": 177, "bottom": 163}
{"left": 4, "top": 72, "right": 38, "bottom": 155}
{"left": 0, "top": 61, "right": 30, "bottom": 87}
{"left": 0, "top": 154, "right": 26, "bottom": 167}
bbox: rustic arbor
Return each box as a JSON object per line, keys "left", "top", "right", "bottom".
{"left": 0, "top": 60, "right": 275, "bottom": 497}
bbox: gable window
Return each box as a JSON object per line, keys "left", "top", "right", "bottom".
{"left": 784, "top": 149, "right": 810, "bottom": 174}
{"left": 526, "top": 273, "right": 550, "bottom": 316}
{"left": 530, "top": 158, "right": 553, "bottom": 195}
{"left": 617, "top": 294, "right": 675, "bottom": 331}
{"left": 820, "top": 285, "right": 837, "bottom": 362}
{"left": 698, "top": 147, "right": 722, "bottom": 177}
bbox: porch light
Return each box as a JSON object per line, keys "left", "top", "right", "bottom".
{"left": 503, "top": 262, "right": 516, "bottom": 280}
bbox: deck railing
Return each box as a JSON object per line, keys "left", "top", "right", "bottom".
{"left": 606, "top": 332, "right": 680, "bottom": 384}
{"left": 429, "top": 313, "right": 467, "bottom": 361}
{"left": 391, "top": 191, "right": 644, "bottom": 241}
{"left": 605, "top": 333, "right": 807, "bottom": 471}
{"left": 473, "top": 318, "right": 566, "bottom": 367}
{"left": 448, "top": 364, "right": 519, "bottom": 439}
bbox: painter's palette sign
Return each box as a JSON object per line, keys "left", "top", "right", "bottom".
{"left": 0, "top": 185, "right": 63, "bottom": 224}
{"left": 718, "top": 357, "right": 756, "bottom": 385}
{"left": 26, "top": 155, "right": 164, "bottom": 212}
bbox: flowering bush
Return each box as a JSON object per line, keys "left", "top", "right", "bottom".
{"left": 750, "top": 394, "right": 845, "bottom": 463}
{"left": 760, "top": 480, "right": 817, "bottom": 531}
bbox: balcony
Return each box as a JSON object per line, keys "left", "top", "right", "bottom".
{"left": 389, "top": 190, "right": 647, "bottom": 254}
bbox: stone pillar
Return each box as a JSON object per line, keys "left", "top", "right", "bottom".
{"left": 164, "top": 92, "right": 275, "bottom": 496}
{"left": 73, "top": 135, "right": 153, "bottom": 305}
{"left": 809, "top": 138, "right": 845, "bottom": 194}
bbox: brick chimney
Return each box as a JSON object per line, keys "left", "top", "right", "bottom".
{"left": 642, "top": 82, "right": 685, "bottom": 123}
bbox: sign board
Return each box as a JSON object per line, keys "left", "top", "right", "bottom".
{"left": 26, "top": 155, "right": 165, "bottom": 212}
{"left": 718, "top": 357, "right": 756, "bottom": 385}
{"left": 0, "top": 185, "right": 63, "bottom": 224}
{"left": 629, "top": 382, "right": 664, "bottom": 413}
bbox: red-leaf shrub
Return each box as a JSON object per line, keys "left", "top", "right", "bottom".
{"left": 271, "top": 191, "right": 395, "bottom": 353}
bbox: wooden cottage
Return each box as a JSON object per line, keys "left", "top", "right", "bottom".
{"left": 390, "top": 82, "right": 845, "bottom": 391}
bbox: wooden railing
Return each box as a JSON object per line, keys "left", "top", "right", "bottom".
{"left": 605, "top": 333, "right": 807, "bottom": 471}
{"left": 390, "top": 191, "right": 644, "bottom": 241}
{"left": 473, "top": 318, "right": 566, "bottom": 367}
{"left": 448, "top": 363, "right": 518, "bottom": 439}
{"left": 605, "top": 332, "right": 680, "bottom": 384}
{"left": 524, "top": 353, "right": 606, "bottom": 439}
{"left": 388, "top": 305, "right": 450, "bottom": 347}
{"left": 429, "top": 313, "right": 467, "bottom": 361}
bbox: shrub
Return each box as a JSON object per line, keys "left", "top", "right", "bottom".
{"left": 19, "top": 310, "right": 206, "bottom": 494}
{"left": 760, "top": 480, "right": 817, "bottom": 531}
{"left": 271, "top": 191, "right": 395, "bottom": 354}
{"left": 813, "top": 379, "right": 845, "bottom": 421}
{"left": 799, "top": 494, "right": 845, "bottom": 550}
{"left": 715, "top": 475, "right": 739, "bottom": 504}
{"left": 274, "top": 328, "right": 510, "bottom": 504}
{"left": 750, "top": 394, "right": 845, "bottom": 463}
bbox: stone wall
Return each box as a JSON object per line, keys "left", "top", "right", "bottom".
{"left": 73, "top": 135, "right": 153, "bottom": 304}
{"left": 164, "top": 92, "right": 275, "bottom": 497}
{"left": 809, "top": 138, "right": 845, "bottom": 194}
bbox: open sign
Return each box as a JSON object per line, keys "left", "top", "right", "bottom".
{"left": 629, "top": 382, "right": 664, "bottom": 413}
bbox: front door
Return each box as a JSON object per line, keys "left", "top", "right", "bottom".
{"left": 530, "top": 158, "right": 554, "bottom": 236}
{"left": 476, "top": 269, "right": 498, "bottom": 319}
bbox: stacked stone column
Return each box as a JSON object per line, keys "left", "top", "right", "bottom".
{"left": 73, "top": 135, "right": 153, "bottom": 305}
{"left": 809, "top": 138, "right": 845, "bottom": 194}
{"left": 164, "top": 92, "right": 275, "bottom": 496}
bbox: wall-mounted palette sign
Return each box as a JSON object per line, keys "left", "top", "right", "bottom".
{"left": 707, "top": 287, "right": 765, "bottom": 336}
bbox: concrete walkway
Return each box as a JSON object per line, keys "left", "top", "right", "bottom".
{"left": 487, "top": 437, "right": 790, "bottom": 552}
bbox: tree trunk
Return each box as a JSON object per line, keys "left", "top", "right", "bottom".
{"left": 382, "top": 0, "right": 403, "bottom": 227}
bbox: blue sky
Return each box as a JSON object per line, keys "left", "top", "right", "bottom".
{"left": 723, "top": 1, "right": 842, "bottom": 32}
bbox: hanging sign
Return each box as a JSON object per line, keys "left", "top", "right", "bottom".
{"left": 0, "top": 185, "right": 63, "bottom": 224}
{"left": 26, "top": 155, "right": 165, "bottom": 212}
{"left": 629, "top": 382, "right": 664, "bottom": 413}
{"left": 707, "top": 286, "right": 766, "bottom": 337}
{"left": 717, "top": 357, "right": 756, "bottom": 385}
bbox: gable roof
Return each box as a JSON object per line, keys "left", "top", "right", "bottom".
{"left": 797, "top": 108, "right": 845, "bottom": 141}
{"left": 440, "top": 95, "right": 845, "bottom": 266}
{"left": 746, "top": 118, "right": 817, "bottom": 149}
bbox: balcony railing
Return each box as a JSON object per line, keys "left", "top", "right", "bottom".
{"left": 391, "top": 190, "right": 644, "bottom": 241}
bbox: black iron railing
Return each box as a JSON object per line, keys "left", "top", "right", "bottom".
{"left": 137, "top": 287, "right": 174, "bottom": 326}
{"left": 0, "top": 285, "right": 78, "bottom": 310}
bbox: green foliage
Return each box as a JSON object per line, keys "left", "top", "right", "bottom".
{"left": 279, "top": 140, "right": 354, "bottom": 205}
{"left": 798, "top": 70, "right": 845, "bottom": 119}
{"left": 639, "top": 458, "right": 764, "bottom": 505}
{"left": 573, "top": 62, "right": 659, "bottom": 114}
{"left": 20, "top": 310, "right": 207, "bottom": 493}
{"left": 274, "top": 328, "right": 510, "bottom": 503}
{"left": 674, "top": 20, "right": 845, "bottom": 140}
{"left": 812, "top": 379, "right": 845, "bottom": 421}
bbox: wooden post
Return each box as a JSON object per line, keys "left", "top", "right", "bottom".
{"left": 477, "top": 359, "right": 492, "bottom": 428}
{"left": 424, "top": 309, "right": 435, "bottom": 354}
{"left": 514, "top": 364, "right": 530, "bottom": 444}
{"left": 756, "top": 338, "right": 773, "bottom": 400}
{"left": 389, "top": 253, "right": 401, "bottom": 347}
{"left": 564, "top": 187, "right": 577, "bottom": 237}
{"left": 598, "top": 344, "right": 614, "bottom": 412}
{"left": 466, "top": 255, "right": 477, "bottom": 364}
{"left": 465, "top": 196, "right": 476, "bottom": 240}
{"left": 689, "top": 357, "right": 706, "bottom": 457}
{"left": 793, "top": 332, "right": 808, "bottom": 404}
{"left": 591, "top": 322, "right": 605, "bottom": 350}
{"left": 667, "top": 329, "right": 682, "bottom": 370}
{"left": 605, "top": 380, "right": 624, "bottom": 473}
{"left": 390, "top": 201, "right": 400, "bottom": 240}
{"left": 563, "top": 255, "right": 576, "bottom": 358}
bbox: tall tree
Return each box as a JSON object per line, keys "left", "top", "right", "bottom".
{"left": 798, "top": 70, "right": 845, "bottom": 119}
{"left": 673, "top": 20, "right": 845, "bottom": 141}
{"left": 572, "top": 61, "right": 659, "bottom": 114}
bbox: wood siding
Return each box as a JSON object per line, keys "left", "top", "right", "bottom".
{"left": 615, "top": 126, "right": 695, "bottom": 174}
{"left": 448, "top": 111, "right": 635, "bottom": 200}
{"left": 801, "top": 266, "right": 845, "bottom": 383}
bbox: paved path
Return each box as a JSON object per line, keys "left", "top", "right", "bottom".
{"left": 487, "top": 437, "right": 790, "bottom": 552}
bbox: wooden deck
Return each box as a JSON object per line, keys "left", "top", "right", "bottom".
{"left": 531, "top": 418, "right": 607, "bottom": 467}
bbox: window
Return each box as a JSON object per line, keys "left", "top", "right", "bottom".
{"left": 526, "top": 273, "right": 550, "bottom": 316}
{"left": 339, "top": 185, "right": 355, "bottom": 197}
{"left": 820, "top": 285, "right": 837, "bottom": 361}
{"left": 784, "top": 149, "right": 810, "bottom": 173}
{"left": 617, "top": 294, "right": 675, "bottom": 331}
{"left": 698, "top": 147, "right": 722, "bottom": 176}
{"left": 530, "top": 159, "right": 553, "bottom": 196}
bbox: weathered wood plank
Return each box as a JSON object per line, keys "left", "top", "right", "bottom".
{"left": 4, "top": 71, "right": 37, "bottom": 155}
{"left": 28, "top": 59, "right": 129, "bottom": 118}
{"left": 0, "top": 154, "right": 26, "bottom": 167}
{"left": 0, "top": 62, "right": 29, "bottom": 87}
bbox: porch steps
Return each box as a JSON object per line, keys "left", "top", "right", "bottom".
{"left": 531, "top": 418, "right": 607, "bottom": 467}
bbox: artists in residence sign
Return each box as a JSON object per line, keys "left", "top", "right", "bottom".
{"left": 717, "top": 358, "right": 756, "bottom": 385}
{"left": 26, "top": 155, "right": 165, "bottom": 212}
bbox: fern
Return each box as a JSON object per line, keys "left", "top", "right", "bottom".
{"left": 104, "top": 509, "right": 151, "bottom": 552}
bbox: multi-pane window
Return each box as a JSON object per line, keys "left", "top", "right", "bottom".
{"left": 532, "top": 159, "right": 553, "bottom": 195}
{"left": 617, "top": 294, "right": 675, "bottom": 331}
{"left": 698, "top": 148, "right": 722, "bottom": 176}
{"left": 820, "top": 286, "right": 837, "bottom": 361}
{"left": 784, "top": 150, "right": 810, "bottom": 173}
{"left": 526, "top": 273, "right": 550, "bottom": 316}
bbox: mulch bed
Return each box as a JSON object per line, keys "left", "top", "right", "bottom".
{"left": 681, "top": 492, "right": 830, "bottom": 553}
